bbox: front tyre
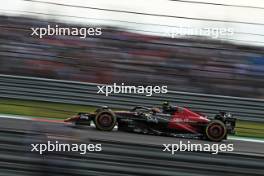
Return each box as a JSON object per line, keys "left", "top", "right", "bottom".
{"left": 94, "top": 110, "right": 116, "bottom": 131}
{"left": 205, "top": 120, "right": 227, "bottom": 142}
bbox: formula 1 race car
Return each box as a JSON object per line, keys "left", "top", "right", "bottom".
{"left": 64, "top": 103, "right": 236, "bottom": 142}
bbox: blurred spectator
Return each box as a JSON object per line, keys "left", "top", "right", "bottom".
{"left": 0, "top": 15, "right": 264, "bottom": 98}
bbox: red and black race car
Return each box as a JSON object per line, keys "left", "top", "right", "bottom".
{"left": 65, "top": 103, "right": 236, "bottom": 142}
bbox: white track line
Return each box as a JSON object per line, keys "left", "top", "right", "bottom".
{"left": 228, "top": 136, "right": 264, "bottom": 143}
{"left": 0, "top": 114, "right": 32, "bottom": 120}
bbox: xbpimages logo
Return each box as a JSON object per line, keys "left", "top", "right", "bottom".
{"left": 31, "top": 25, "right": 102, "bottom": 38}
{"left": 97, "top": 83, "right": 168, "bottom": 96}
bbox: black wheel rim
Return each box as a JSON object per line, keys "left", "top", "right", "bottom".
{"left": 98, "top": 114, "right": 113, "bottom": 127}
{"left": 208, "top": 124, "right": 224, "bottom": 138}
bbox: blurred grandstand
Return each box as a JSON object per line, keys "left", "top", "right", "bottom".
{"left": 0, "top": 15, "right": 264, "bottom": 98}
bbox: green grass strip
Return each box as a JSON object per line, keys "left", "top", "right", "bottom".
{"left": 0, "top": 98, "right": 97, "bottom": 119}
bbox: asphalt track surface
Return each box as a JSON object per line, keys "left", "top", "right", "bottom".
{"left": 0, "top": 116, "right": 264, "bottom": 176}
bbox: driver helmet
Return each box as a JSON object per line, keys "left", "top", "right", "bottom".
{"left": 162, "top": 101, "right": 170, "bottom": 110}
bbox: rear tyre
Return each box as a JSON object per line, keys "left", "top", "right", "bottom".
{"left": 94, "top": 110, "right": 116, "bottom": 131}
{"left": 205, "top": 120, "right": 227, "bottom": 142}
